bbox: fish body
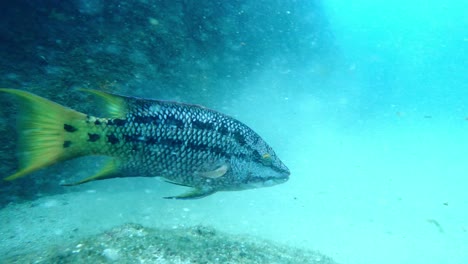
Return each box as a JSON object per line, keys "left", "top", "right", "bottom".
{"left": 0, "top": 89, "right": 290, "bottom": 199}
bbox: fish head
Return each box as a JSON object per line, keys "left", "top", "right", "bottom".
{"left": 230, "top": 141, "right": 290, "bottom": 190}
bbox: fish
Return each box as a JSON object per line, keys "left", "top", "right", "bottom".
{"left": 0, "top": 88, "right": 290, "bottom": 199}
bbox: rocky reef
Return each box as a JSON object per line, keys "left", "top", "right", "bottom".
{"left": 5, "top": 223, "right": 337, "bottom": 264}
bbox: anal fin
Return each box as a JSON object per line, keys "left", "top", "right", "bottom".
{"left": 62, "top": 159, "right": 121, "bottom": 186}
{"left": 164, "top": 187, "right": 216, "bottom": 200}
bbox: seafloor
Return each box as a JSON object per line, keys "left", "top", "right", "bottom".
{"left": 5, "top": 223, "right": 336, "bottom": 264}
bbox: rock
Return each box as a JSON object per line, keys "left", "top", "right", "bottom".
{"left": 4, "top": 223, "right": 338, "bottom": 264}
{"left": 102, "top": 248, "right": 120, "bottom": 261}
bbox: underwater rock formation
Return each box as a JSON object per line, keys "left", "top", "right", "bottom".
{"left": 5, "top": 223, "right": 337, "bottom": 264}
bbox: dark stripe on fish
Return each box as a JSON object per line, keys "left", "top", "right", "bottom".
{"left": 218, "top": 126, "right": 229, "bottom": 136}
{"left": 123, "top": 135, "right": 184, "bottom": 147}
{"left": 165, "top": 116, "right": 184, "bottom": 128}
{"left": 64, "top": 124, "right": 77, "bottom": 132}
{"left": 107, "top": 134, "right": 119, "bottom": 144}
{"left": 211, "top": 146, "right": 227, "bottom": 157}
{"left": 113, "top": 118, "right": 126, "bottom": 126}
{"left": 192, "top": 120, "right": 214, "bottom": 130}
{"left": 124, "top": 134, "right": 140, "bottom": 142}
{"left": 122, "top": 132, "right": 240, "bottom": 159}
{"left": 133, "top": 115, "right": 156, "bottom": 124}
{"left": 88, "top": 133, "right": 100, "bottom": 142}
{"left": 233, "top": 131, "right": 246, "bottom": 146}
{"left": 187, "top": 142, "right": 209, "bottom": 152}
{"left": 63, "top": 140, "right": 72, "bottom": 148}
{"left": 107, "top": 118, "right": 126, "bottom": 126}
{"left": 159, "top": 138, "right": 184, "bottom": 146}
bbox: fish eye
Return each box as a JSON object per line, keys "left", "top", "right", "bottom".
{"left": 261, "top": 153, "right": 273, "bottom": 165}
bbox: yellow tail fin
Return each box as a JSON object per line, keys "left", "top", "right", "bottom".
{"left": 0, "top": 89, "right": 87, "bottom": 181}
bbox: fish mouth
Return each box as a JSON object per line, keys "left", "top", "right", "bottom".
{"left": 278, "top": 174, "right": 289, "bottom": 183}
{"left": 243, "top": 165, "right": 290, "bottom": 188}
{"left": 262, "top": 176, "right": 288, "bottom": 187}
{"left": 262, "top": 169, "right": 290, "bottom": 187}
{"left": 274, "top": 165, "right": 290, "bottom": 180}
{"left": 275, "top": 172, "right": 290, "bottom": 184}
{"left": 244, "top": 171, "right": 289, "bottom": 188}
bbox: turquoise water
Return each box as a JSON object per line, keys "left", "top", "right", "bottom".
{"left": 0, "top": 1, "right": 467, "bottom": 263}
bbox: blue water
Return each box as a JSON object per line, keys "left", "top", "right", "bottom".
{"left": 0, "top": 1, "right": 467, "bottom": 263}
{"left": 281, "top": 1, "right": 468, "bottom": 262}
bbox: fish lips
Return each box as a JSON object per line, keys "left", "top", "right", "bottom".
{"left": 262, "top": 168, "right": 290, "bottom": 187}
{"left": 263, "top": 176, "right": 288, "bottom": 187}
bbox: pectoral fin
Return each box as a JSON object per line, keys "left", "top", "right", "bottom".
{"left": 164, "top": 187, "right": 216, "bottom": 200}
{"left": 197, "top": 164, "right": 229, "bottom": 179}
{"left": 61, "top": 159, "right": 121, "bottom": 186}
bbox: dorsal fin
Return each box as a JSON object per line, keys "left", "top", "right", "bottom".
{"left": 78, "top": 89, "right": 129, "bottom": 118}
